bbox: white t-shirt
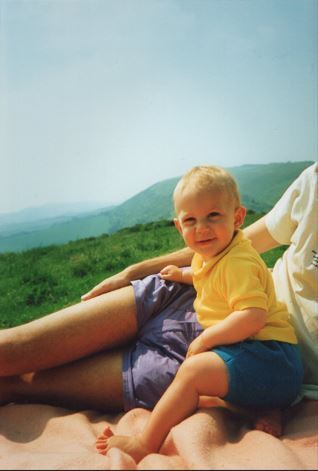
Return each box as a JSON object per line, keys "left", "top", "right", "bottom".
{"left": 265, "top": 162, "right": 318, "bottom": 400}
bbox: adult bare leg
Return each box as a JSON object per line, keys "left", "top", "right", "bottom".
{"left": 1, "top": 348, "right": 125, "bottom": 411}
{"left": 0, "top": 286, "right": 137, "bottom": 377}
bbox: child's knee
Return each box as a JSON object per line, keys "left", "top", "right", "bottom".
{"left": 176, "top": 355, "right": 202, "bottom": 382}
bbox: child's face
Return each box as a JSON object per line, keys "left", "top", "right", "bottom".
{"left": 174, "top": 188, "right": 246, "bottom": 260}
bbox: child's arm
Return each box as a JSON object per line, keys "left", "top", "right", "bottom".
{"left": 160, "top": 265, "right": 193, "bottom": 284}
{"left": 187, "top": 307, "right": 267, "bottom": 357}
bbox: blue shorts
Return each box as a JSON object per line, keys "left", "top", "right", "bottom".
{"left": 213, "top": 340, "right": 303, "bottom": 408}
{"left": 122, "top": 274, "right": 303, "bottom": 411}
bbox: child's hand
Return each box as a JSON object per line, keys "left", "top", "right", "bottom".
{"left": 186, "top": 334, "right": 210, "bottom": 358}
{"left": 160, "top": 265, "right": 183, "bottom": 283}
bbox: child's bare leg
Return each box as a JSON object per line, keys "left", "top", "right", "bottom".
{"left": 0, "top": 348, "right": 125, "bottom": 411}
{"left": 96, "top": 352, "right": 228, "bottom": 462}
{"left": 199, "top": 395, "right": 251, "bottom": 417}
{"left": 254, "top": 409, "right": 283, "bottom": 437}
{"left": 0, "top": 286, "right": 137, "bottom": 376}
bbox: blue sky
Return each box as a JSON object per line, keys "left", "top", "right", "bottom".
{"left": 0, "top": 0, "right": 317, "bottom": 214}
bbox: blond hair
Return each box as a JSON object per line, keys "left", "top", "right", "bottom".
{"left": 173, "top": 165, "right": 241, "bottom": 212}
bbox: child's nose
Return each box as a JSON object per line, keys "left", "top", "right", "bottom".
{"left": 197, "top": 219, "right": 210, "bottom": 232}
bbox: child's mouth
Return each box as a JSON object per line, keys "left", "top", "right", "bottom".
{"left": 197, "top": 238, "right": 215, "bottom": 245}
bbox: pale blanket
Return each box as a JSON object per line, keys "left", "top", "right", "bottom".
{"left": 0, "top": 400, "right": 317, "bottom": 470}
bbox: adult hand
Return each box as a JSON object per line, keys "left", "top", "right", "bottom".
{"left": 81, "top": 246, "right": 194, "bottom": 300}
{"left": 81, "top": 270, "right": 131, "bottom": 301}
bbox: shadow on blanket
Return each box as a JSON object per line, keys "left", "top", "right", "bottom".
{"left": 0, "top": 399, "right": 317, "bottom": 470}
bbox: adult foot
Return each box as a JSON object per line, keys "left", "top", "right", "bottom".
{"left": 0, "top": 377, "right": 16, "bottom": 406}
{"left": 254, "top": 409, "right": 282, "bottom": 437}
{"left": 96, "top": 426, "right": 153, "bottom": 463}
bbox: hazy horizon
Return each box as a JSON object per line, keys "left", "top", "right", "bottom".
{"left": 1, "top": 0, "right": 317, "bottom": 214}
{"left": 0, "top": 159, "right": 313, "bottom": 219}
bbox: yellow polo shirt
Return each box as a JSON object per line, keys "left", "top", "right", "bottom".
{"left": 191, "top": 230, "right": 297, "bottom": 344}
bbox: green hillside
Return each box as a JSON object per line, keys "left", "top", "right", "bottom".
{"left": 0, "top": 214, "right": 287, "bottom": 329}
{"left": 0, "top": 160, "right": 312, "bottom": 253}
{"left": 229, "top": 161, "right": 312, "bottom": 209}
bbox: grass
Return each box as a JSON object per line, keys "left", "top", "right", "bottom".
{"left": 0, "top": 215, "right": 287, "bottom": 328}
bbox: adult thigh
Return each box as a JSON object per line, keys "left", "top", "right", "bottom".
{"left": 0, "top": 286, "right": 137, "bottom": 376}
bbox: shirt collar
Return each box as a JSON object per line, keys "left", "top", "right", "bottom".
{"left": 191, "top": 229, "right": 248, "bottom": 278}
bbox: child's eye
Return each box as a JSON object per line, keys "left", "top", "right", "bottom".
{"left": 208, "top": 212, "right": 221, "bottom": 219}
{"left": 183, "top": 217, "right": 196, "bottom": 225}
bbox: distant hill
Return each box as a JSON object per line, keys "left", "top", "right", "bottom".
{"left": 0, "top": 201, "right": 113, "bottom": 225}
{"left": 0, "top": 160, "right": 313, "bottom": 253}
{"left": 0, "top": 201, "right": 114, "bottom": 237}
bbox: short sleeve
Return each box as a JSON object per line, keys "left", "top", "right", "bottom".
{"left": 265, "top": 163, "right": 317, "bottom": 245}
{"left": 219, "top": 257, "right": 268, "bottom": 312}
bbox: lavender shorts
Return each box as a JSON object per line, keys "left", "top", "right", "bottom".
{"left": 122, "top": 274, "right": 303, "bottom": 411}
{"left": 122, "top": 274, "right": 202, "bottom": 411}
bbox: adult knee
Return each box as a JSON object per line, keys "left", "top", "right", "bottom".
{"left": 0, "top": 328, "right": 17, "bottom": 376}
{"left": 0, "top": 327, "right": 30, "bottom": 376}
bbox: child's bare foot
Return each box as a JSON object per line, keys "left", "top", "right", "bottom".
{"left": 96, "top": 426, "right": 153, "bottom": 463}
{"left": 254, "top": 409, "right": 282, "bottom": 437}
{"left": 95, "top": 425, "right": 114, "bottom": 453}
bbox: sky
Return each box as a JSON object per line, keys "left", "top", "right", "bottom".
{"left": 0, "top": 0, "right": 317, "bottom": 215}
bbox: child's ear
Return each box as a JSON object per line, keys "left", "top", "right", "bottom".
{"left": 174, "top": 217, "right": 183, "bottom": 235}
{"left": 234, "top": 206, "right": 246, "bottom": 229}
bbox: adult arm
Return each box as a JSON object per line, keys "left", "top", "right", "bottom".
{"left": 243, "top": 215, "right": 281, "bottom": 253}
{"left": 82, "top": 215, "right": 281, "bottom": 300}
{"left": 81, "top": 246, "right": 193, "bottom": 300}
